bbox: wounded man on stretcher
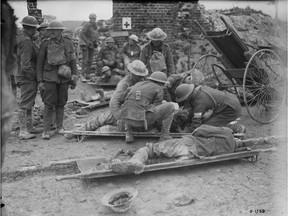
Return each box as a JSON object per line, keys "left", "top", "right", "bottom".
{"left": 109, "top": 124, "right": 270, "bottom": 175}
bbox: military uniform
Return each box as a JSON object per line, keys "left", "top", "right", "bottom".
{"left": 79, "top": 75, "right": 143, "bottom": 132}
{"left": 16, "top": 31, "right": 38, "bottom": 109}
{"left": 184, "top": 85, "right": 241, "bottom": 132}
{"left": 79, "top": 21, "right": 98, "bottom": 78}
{"left": 140, "top": 42, "right": 175, "bottom": 77}
{"left": 37, "top": 36, "right": 77, "bottom": 133}
{"left": 110, "top": 124, "right": 244, "bottom": 174}
{"left": 96, "top": 45, "right": 122, "bottom": 70}
{"left": 120, "top": 80, "right": 175, "bottom": 132}
{"left": 122, "top": 42, "right": 141, "bottom": 72}
{"left": 16, "top": 30, "right": 38, "bottom": 138}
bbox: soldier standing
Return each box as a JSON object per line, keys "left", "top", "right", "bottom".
{"left": 122, "top": 34, "right": 142, "bottom": 73}
{"left": 15, "top": 16, "right": 39, "bottom": 140}
{"left": 79, "top": 13, "right": 98, "bottom": 80}
{"left": 140, "top": 28, "right": 175, "bottom": 77}
{"left": 37, "top": 20, "right": 78, "bottom": 140}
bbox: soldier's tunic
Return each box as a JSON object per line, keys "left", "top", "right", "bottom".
{"left": 85, "top": 75, "right": 143, "bottom": 131}
{"left": 15, "top": 31, "right": 38, "bottom": 110}
{"left": 79, "top": 21, "right": 98, "bottom": 77}
{"left": 140, "top": 42, "right": 175, "bottom": 77}
{"left": 184, "top": 85, "right": 241, "bottom": 132}
{"left": 96, "top": 45, "right": 122, "bottom": 70}
{"left": 36, "top": 36, "right": 77, "bottom": 109}
{"left": 120, "top": 80, "right": 175, "bottom": 131}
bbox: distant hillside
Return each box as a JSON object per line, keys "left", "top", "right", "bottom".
{"left": 62, "top": 20, "right": 85, "bottom": 31}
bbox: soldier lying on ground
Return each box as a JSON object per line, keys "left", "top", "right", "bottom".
{"left": 92, "top": 66, "right": 124, "bottom": 84}
{"left": 109, "top": 124, "right": 274, "bottom": 175}
{"left": 64, "top": 60, "right": 148, "bottom": 139}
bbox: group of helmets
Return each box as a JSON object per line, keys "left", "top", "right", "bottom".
{"left": 21, "top": 16, "right": 66, "bottom": 30}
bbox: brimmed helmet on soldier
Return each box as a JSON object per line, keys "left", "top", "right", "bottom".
{"left": 175, "top": 84, "right": 195, "bottom": 103}
{"left": 129, "top": 34, "right": 139, "bottom": 42}
{"left": 147, "top": 71, "right": 169, "bottom": 84}
{"left": 147, "top": 28, "right": 167, "bottom": 41}
{"left": 20, "top": 16, "right": 39, "bottom": 28}
{"left": 46, "top": 20, "right": 66, "bottom": 30}
{"left": 127, "top": 60, "right": 148, "bottom": 76}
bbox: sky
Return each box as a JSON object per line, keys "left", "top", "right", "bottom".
{"left": 8, "top": 0, "right": 286, "bottom": 25}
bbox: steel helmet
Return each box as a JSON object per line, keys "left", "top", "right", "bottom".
{"left": 37, "top": 22, "right": 49, "bottom": 30}
{"left": 106, "top": 37, "right": 115, "bottom": 43}
{"left": 89, "top": 13, "right": 97, "bottom": 19}
{"left": 101, "top": 66, "right": 111, "bottom": 73}
{"left": 147, "top": 71, "right": 169, "bottom": 84}
{"left": 129, "top": 34, "right": 139, "bottom": 42}
{"left": 46, "top": 20, "right": 66, "bottom": 30}
{"left": 127, "top": 60, "right": 148, "bottom": 76}
{"left": 175, "top": 84, "right": 195, "bottom": 103}
{"left": 20, "top": 16, "right": 39, "bottom": 28}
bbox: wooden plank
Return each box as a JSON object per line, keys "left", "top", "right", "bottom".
{"left": 55, "top": 148, "right": 275, "bottom": 181}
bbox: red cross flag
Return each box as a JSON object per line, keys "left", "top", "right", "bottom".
{"left": 122, "top": 17, "right": 131, "bottom": 30}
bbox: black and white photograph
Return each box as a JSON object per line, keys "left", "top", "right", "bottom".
{"left": 1, "top": 0, "right": 287, "bottom": 215}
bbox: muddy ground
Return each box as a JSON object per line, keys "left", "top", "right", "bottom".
{"left": 1, "top": 81, "right": 287, "bottom": 216}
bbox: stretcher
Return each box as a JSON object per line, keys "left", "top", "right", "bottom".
{"left": 59, "top": 129, "right": 245, "bottom": 142}
{"left": 86, "top": 81, "right": 117, "bottom": 88}
{"left": 66, "top": 99, "right": 109, "bottom": 113}
{"left": 51, "top": 147, "right": 276, "bottom": 181}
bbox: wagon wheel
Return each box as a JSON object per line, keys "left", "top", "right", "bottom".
{"left": 243, "top": 49, "right": 286, "bottom": 124}
{"left": 191, "top": 54, "right": 236, "bottom": 93}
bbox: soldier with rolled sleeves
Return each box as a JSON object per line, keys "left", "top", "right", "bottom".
{"left": 175, "top": 84, "right": 246, "bottom": 133}
{"left": 15, "top": 16, "right": 39, "bottom": 140}
{"left": 37, "top": 20, "right": 78, "bottom": 140}
{"left": 96, "top": 37, "right": 124, "bottom": 72}
{"left": 79, "top": 13, "right": 98, "bottom": 80}
{"left": 120, "top": 71, "right": 177, "bottom": 143}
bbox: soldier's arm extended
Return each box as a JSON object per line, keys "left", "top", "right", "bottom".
{"left": 20, "top": 39, "right": 35, "bottom": 76}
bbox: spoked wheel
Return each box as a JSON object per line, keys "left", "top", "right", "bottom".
{"left": 191, "top": 54, "right": 237, "bottom": 93}
{"left": 243, "top": 49, "right": 286, "bottom": 124}
{"left": 191, "top": 54, "right": 221, "bottom": 86}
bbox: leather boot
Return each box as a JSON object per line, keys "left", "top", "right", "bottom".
{"left": 125, "top": 124, "right": 135, "bottom": 143}
{"left": 42, "top": 107, "right": 53, "bottom": 140}
{"left": 110, "top": 147, "right": 149, "bottom": 174}
{"left": 27, "top": 109, "right": 42, "bottom": 134}
{"left": 18, "top": 109, "right": 36, "bottom": 140}
{"left": 51, "top": 106, "right": 65, "bottom": 136}
{"left": 159, "top": 114, "right": 174, "bottom": 142}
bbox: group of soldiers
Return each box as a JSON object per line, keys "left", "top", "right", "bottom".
{"left": 15, "top": 15, "right": 77, "bottom": 140}
{"left": 14, "top": 11, "right": 249, "bottom": 170}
